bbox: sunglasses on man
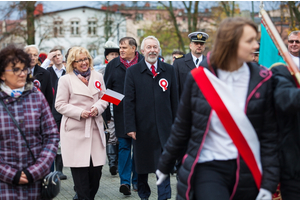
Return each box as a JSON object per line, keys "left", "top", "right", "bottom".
{"left": 288, "top": 40, "right": 300, "bottom": 44}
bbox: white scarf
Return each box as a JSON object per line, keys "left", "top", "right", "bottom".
{"left": 1, "top": 83, "right": 24, "bottom": 98}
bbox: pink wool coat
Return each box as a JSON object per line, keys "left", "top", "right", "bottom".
{"left": 55, "top": 70, "right": 108, "bottom": 167}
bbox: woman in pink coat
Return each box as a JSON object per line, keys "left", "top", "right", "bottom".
{"left": 55, "top": 47, "right": 108, "bottom": 200}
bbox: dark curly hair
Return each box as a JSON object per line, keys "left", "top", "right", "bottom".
{"left": 0, "top": 45, "right": 33, "bottom": 83}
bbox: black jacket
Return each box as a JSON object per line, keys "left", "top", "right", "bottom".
{"left": 47, "top": 66, "right": 66, "bottom": 130}
{"left": 104, "top": 53, "right": 144, "bottom": 138}
{"left": 158, "top": 60, "right": 279, "bottom": 200}
{"left": 271, "top": 64, "right": 300, "bottom": 180}
{"left": 173, "top": 52, "right": 206, "bottom": 98}
{"left": 33, "top": 64, "right": 53, "bottom": 108}
{"left": 124, "top": 59, "right": 178, "bottom": 174}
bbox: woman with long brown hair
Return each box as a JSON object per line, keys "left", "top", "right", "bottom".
{"left": 156, "top": 17, "right": 279, "bottom": 200}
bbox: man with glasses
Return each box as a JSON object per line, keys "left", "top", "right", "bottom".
{"left": 288, "top": 31, "right": 300, "bottom": 68}
{"left": 24, "top": 45, "right": 53, "bottom": 108}
{"left": 173, "top": 31, "right": 209, "bottom": 98}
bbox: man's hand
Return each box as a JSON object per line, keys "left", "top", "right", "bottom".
{"left": 19, "top": 171, "right": 28, "bottom": 184}
{"left": 47, "top": 51, "right": 57, "bottom": 61}
{"left": 90, "top": 107, "right": 98, "bottom": 117}
{"left": 81, "top": 110, "right": 91, "bottom": 119}
{"left": 127, "top": 132, "right": 136, "bottom": 140}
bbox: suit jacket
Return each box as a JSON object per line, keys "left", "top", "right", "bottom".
{"left": 55, "top": 70, "right": 108, "bottom": 167}
{"left": 47, "top": 67, "right": 66, "bottom": 129}
{"left": 124, "top": 59, "right": 178, "bottom": 173}
{"left": 104, "top": 53, "right": 144, "bottom": 138}
{"left": 33, "top": 64, "right": 53, "bottom": 108}
{"left": 173, "top": 52, "right": 206, "bottom": 98}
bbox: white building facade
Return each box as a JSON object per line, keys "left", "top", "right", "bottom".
{"left": 35, "top": 6, "right": 126, "bottom": 59}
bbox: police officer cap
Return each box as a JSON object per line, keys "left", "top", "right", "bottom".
{"left": 188, "top": 32, "right": 209, "bottom": 43}
{"left": 104, "top": 41, "right": 119, "bottom": 58}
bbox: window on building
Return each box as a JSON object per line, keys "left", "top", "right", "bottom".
{"left": 71, "top": 20, "right": 80, "bottom": 36}
{"left": 53, "top": 20, "right": 63, "bottom": 37}
{"left": 136, "top": 13, "right": 143, "bottom": 21}
{"left": 88, "top": 21, "right": 97, "bottom": 35}
{"left": 137, "top": 29, "right": 144, "bottom": 37}
{"left": 156, "top": 14, "right": 161, "bottom": 21}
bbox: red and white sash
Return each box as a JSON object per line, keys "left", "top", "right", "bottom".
{"left": 191, "top": 67, "right": 262, "bottom": 189}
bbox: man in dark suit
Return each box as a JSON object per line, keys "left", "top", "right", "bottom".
{"left": 104, "top": 37, "right": 142, "bottom": 195}
{"left": 24, "top": 45, "right": 53, "bottom": 108}
{"left": 40, "top": 48, "right": 67, "bottom": 181}
{"left": 124, "top": 36, "right": 178, "bottom": 200}
{"left": 173, "top": 31, "right": 209, "bottom": 98}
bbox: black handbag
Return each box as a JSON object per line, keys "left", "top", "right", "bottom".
{"left": 0, "top": 99, "right": 61, "bottom": 199}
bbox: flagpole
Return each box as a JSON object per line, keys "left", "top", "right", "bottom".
{"left": 260, "top": 3, "right": 300, "bottom": 84}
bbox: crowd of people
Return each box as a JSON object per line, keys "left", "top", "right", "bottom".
{"left": 0, "top": 16, "right": 300, "bottom": 200}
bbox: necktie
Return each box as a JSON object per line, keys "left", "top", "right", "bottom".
{"left": 151, "top": 65, "right": 156, "bottom": 76}
{"left": 195, "top": 58, "right": 199, "bottom": 66}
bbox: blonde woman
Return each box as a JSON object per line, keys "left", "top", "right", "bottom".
{"left": 55, "top": 47, "right": 108, "bottom": 200}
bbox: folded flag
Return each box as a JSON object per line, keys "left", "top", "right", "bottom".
{"left": 259, "top": 23, "right": 286, "bottom": 68}
{"left": 101, "top": 89, "right": 124, "bottom": 105}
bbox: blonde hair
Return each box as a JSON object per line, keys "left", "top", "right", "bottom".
{"left": 66, "top": 47, "right": 94, "bottom": 73}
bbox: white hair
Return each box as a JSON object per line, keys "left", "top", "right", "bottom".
{"left": 24, "top": 45, "right": 39, "bottom": 53}
{"left": 140, "top": 36, "right": 160, "bottom": 50}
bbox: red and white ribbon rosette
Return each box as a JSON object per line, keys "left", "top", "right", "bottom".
{"left": 159, "top": 78, "right": 168, "bottom": 92}
{"left": 94, "top": 80, "right": 102, "bottom": 91}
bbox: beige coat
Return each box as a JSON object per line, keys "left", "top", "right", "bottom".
{"left": 55, "top": 70, "right": 108, "bottom": 167}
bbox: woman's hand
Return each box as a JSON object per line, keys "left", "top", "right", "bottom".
{"left": 81, "top": 110, "right": 91, "bottom": 119}
{"left": 19, "top": 171, "right": 28, "bottom": 184}
{"left": 90, "top": 107, "right": 98, "bottom": 117}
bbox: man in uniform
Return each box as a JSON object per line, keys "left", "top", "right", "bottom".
{"left": 173, "top": 31, "right": 209, "bottom": 98}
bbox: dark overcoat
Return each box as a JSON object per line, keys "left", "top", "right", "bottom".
{"left": 33, "top": 64, "right": 53, "bottom": 108}
{"left": 173, "top": 52, "right": 206, "bottom": 98}
{"left": 104, "top": 53, "right": 144, "bottom": 138}
{"left": 47, "top": 67, "right": 66, "bottom": 130}
{"left": 124, "top": 59, "right": 178, "bottom": 174}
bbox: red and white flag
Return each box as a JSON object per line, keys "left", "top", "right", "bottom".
{"left": 101, "top": 89, "right": 124, "bottom": 106}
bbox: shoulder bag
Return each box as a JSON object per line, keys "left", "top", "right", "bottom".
{"left": 0, "top": 99, "right": 61, "bottom": 199}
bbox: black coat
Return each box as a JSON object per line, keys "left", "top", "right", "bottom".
{"left": 124, "top": 59, "right": 178, "bottom": 174}
{"left": 47, "top": 67, "right": 66, "bottom": 130}
{"left": 173, "top": 52, "right": 206, "bottom": 98}
{"left": 33, "top": 64, "right": 53, "bottom": 108}
{"left": 104, "top": 53, "right": 144, "bottom": 138}
{"left": 158, "top": 60, "right": 279, "bottom": 199}
{"left": 271, "top": 65, "right": 300, "bottom": 181}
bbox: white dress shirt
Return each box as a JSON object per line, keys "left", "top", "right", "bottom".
{"left": 145, "top": 60, "right": 157, "bottom": 72}
{"left": 289, "top": 53, "right": 300, "bottom": 69}
{"left": 191, "top": 54, "right": 203, "bottom": 68}
{"left": 198, "top": 62, "right": 250, "bottom": 163}
{"left": 40, "top": 58, "right": 65, "bottom": 78}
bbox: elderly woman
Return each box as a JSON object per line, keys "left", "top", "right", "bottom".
{"left": 0, "top": 45, "right": 59, "bottom": 199}
{"left": 55, "top": 47, "right": 108, "bottom": 200}
{"left": 24, "top": 45, "right": 53, "bottom": 108}
{"left": 156, "top": 17, "right": 279, "bottom": 200}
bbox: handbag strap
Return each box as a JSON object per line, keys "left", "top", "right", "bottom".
{"left": 0, "top": 99, "right": 36, "bottom": 162}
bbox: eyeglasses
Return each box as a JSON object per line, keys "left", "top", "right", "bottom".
{"left": 5, "top": 67, "right": 31, "bottom": 76}
{"left": 74, "top": 57, "right": 89, "bottom": 63}
{"left": 288, "top": 40, "right": 300, "bottom": 44}
{"left": 193, "top": 42, "right": 205, "bottom": 46}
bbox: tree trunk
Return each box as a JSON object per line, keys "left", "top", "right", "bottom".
{"left": 160, "top": 1, "right": 186, "bottom": 53}
{"left": 192, "top": 2, "right": 199, "bottom": 32}
{"left": 25, "top": 1, "right": 36, "bottom": 45}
